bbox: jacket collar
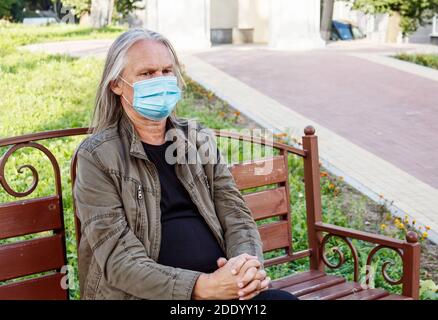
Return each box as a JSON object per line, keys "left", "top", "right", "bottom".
{"left": 119, "top": 112, "right": 191, "bottom": 163}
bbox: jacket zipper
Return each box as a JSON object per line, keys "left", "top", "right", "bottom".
{"left": 137, "top": 185, "right": 143, "bottom": 200}
{"left": 135, "top": 184, "right": 144, "bottom": 240}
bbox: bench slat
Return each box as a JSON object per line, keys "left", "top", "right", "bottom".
{"left": 264, "top": 249, "right": 311, "bottom": 267}
{"left": 281, "top": 275, "right": 346, "bottom": 297}
{"left": 0, "top": 272, "right": 68, "bottom": 300}
{"left": 337, "top": 288, "right": 389, "bottom": 300}
{"left": 0, "top": 234, "right": 65, "bottom": 282}
{"left": 258, "top": 220, "right": 289, "bottom": 252}
{"left": 0, "top": 196, "right": 62, "bottom": 240}
{"left": 243, "top": 186, "right": 288, "bottom": 221}
{"left": 299, "top": 281, "right": 363, "bottom": 300}
{"left": 378, "top": 294, "right": 413, "bottom": 300}
{"left": 270, "top": 270, "right": 326, "bottom": 290}
{"left": 229, "top": 156, "right": 287, "bottom": 190}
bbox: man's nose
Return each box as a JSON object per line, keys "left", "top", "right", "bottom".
{"left": 152, "top": 70, "right": 164, "bottom": 77}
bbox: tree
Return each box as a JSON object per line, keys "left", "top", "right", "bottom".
{"left": 321, "top": 0, "right": 336, "bottom": 41}
{"left": 88, "top": 0, "right": 143, "bottom": 27}
{"left": 0, "top": 0, "right": 55, "bottom": 21}
{"left": 349, "top": 0, "right": 438, "bottom": 35}
{"left": 114, "top": 0, "right": 144, "bottom": 19}
{"left": 62, "top": 0, "right": 91, "bottom": 18}
{"left": 0, "top": 0, "right": 18, "bottom": 20}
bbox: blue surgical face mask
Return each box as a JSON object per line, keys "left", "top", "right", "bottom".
{"left": 120, "top": 75, "right": 182, "bottom": 121}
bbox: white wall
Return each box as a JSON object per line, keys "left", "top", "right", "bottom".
{"left": 210, "top": 0, "right": 269, "bottom": 43}
{"left": 145, "top": 0, "right": 211, "bottom": 50}
{"left": 210, "top": 0, "right": 238, "bottom": 29}
{"left": 269, "top": 0, "right": 324, "bottom": 49}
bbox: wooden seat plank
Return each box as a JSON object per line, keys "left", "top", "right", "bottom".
{"left": 378, "top": 294, "right": 413, "bottom": 300}
{"left": 270, "top": 270, "right": 326, "bottom": 290}
{"left": 337, "top": 288, "right": 389, "bottom": 300}
{"left": 299, "top": 281, "right": 363, "bottom": 300}
{"left": 281, "top": 275, "right": 346, "bottom": 297}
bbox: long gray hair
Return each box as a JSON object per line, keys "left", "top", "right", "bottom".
{"left": 90, "top": 28, "right": 185, "bottom": 134}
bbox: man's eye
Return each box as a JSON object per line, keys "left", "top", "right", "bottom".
{"left": 163, "top": 69, "right": 172, "bottom": 74}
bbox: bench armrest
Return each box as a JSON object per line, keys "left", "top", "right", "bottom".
{"left": 313, "top": 222, "right": 420, "bottom": 299}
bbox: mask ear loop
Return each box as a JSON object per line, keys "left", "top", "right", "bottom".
{"left": 119, "top": 76, "right": 134, "bottom": 106}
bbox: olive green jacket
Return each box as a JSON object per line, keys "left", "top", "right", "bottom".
{"left": 73, "top": 113, "right": 264, "bottom": 300}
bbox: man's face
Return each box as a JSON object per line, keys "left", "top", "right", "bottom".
{"left": 112, "top": 39, "right": 175, "bottom": 124}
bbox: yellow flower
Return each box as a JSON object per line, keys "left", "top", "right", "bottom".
{"left": 425, "top": 226, "right": 431, "bottom": 231}
{"left": 329, "top": 183, "right": 335, "bottom": 189}
{"left": 422, "top": 232, "right": 428, "bottom": 238}
{"left": 397, "top": 223, "right": 405, "bottom": 230}
{"left": 380, "top": 224, "right": 387, "bottom": 230}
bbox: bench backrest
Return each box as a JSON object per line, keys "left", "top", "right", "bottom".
{"left": 0, "top": 141, "right": 69, "bottom": 300}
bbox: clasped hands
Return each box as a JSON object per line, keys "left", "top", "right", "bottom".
{"left": 192, "top": 253, "right": 270, "bottom": 300}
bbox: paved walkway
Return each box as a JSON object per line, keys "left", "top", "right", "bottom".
{"left": 24, "top": 39, "right": 438, "bottom": 243}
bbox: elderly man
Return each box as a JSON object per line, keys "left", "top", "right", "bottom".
{"left": 74, "top": 28, "right": 297, "bottom": 301}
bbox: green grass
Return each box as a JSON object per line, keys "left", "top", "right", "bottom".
{"left": 0, "top": 24, "right": 436, "bottom": 300}
{"left": 395, "top": 53, "right": 438, "bottom": 70}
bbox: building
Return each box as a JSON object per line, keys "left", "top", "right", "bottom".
{"left": 133, "top": 0, "right": 325, "bottom": 51}
{"left": 128, "top": 0, "right": 438, "bottom": 51}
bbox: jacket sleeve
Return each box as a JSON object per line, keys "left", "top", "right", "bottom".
{"left": 207, "top": 134, "right": 265, "bottom": 267}
{"left": 74, "top": 148, "right": 201, "bottom": 300}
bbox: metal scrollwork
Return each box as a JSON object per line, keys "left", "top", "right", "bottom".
{"left": 320, "top": 233, "right": 359, "bottom": 282}
{"left": 0, "top": 142, "right": 62, "bottom": 198}
{"left": 366, "top": 245, "right": 404, "bottom": 286}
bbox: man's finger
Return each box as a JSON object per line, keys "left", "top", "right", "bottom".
{"left": 238, "top": 278, "right": 261, "bottom": 297}
{"left": 238, "top": 266, "right": 259, "bottom": 288}
{"left": 230, "top": 254, "right": 258, "bottom": 275}
{"left": 237, "top": 259, "right": 261, "bottom": 279}
{"left": 254, "top": 269, "right": 267, "bottom": 281}
{"left": 217, "top": 257, "right": 227, "bottom": 268}
{"left": 239, "top": 290, "right": 260, "bottom": 300}
{"left": 259, "top": 277, "right": 270, "bottom": 291}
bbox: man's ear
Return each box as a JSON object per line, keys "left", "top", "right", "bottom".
{"left": 110, "top": 79, "right": 123, "bottom": 95}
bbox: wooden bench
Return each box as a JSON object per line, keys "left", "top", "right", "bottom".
{"left": 0, "top": 126, "right": 420, "bottom": 300}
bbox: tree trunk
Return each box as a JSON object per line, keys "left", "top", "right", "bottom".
{"left": 386, "top": 12, "right": 401, "bottom": 43}
{"left": 320, "top": 0, "right": 335, "bottom": 42}
{"left": 90, "top": 0, "right": 113, "bottom": 28}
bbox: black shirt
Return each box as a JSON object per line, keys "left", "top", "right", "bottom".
{"left": 142, "top": 140, "right": 225, "bottom": 274}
